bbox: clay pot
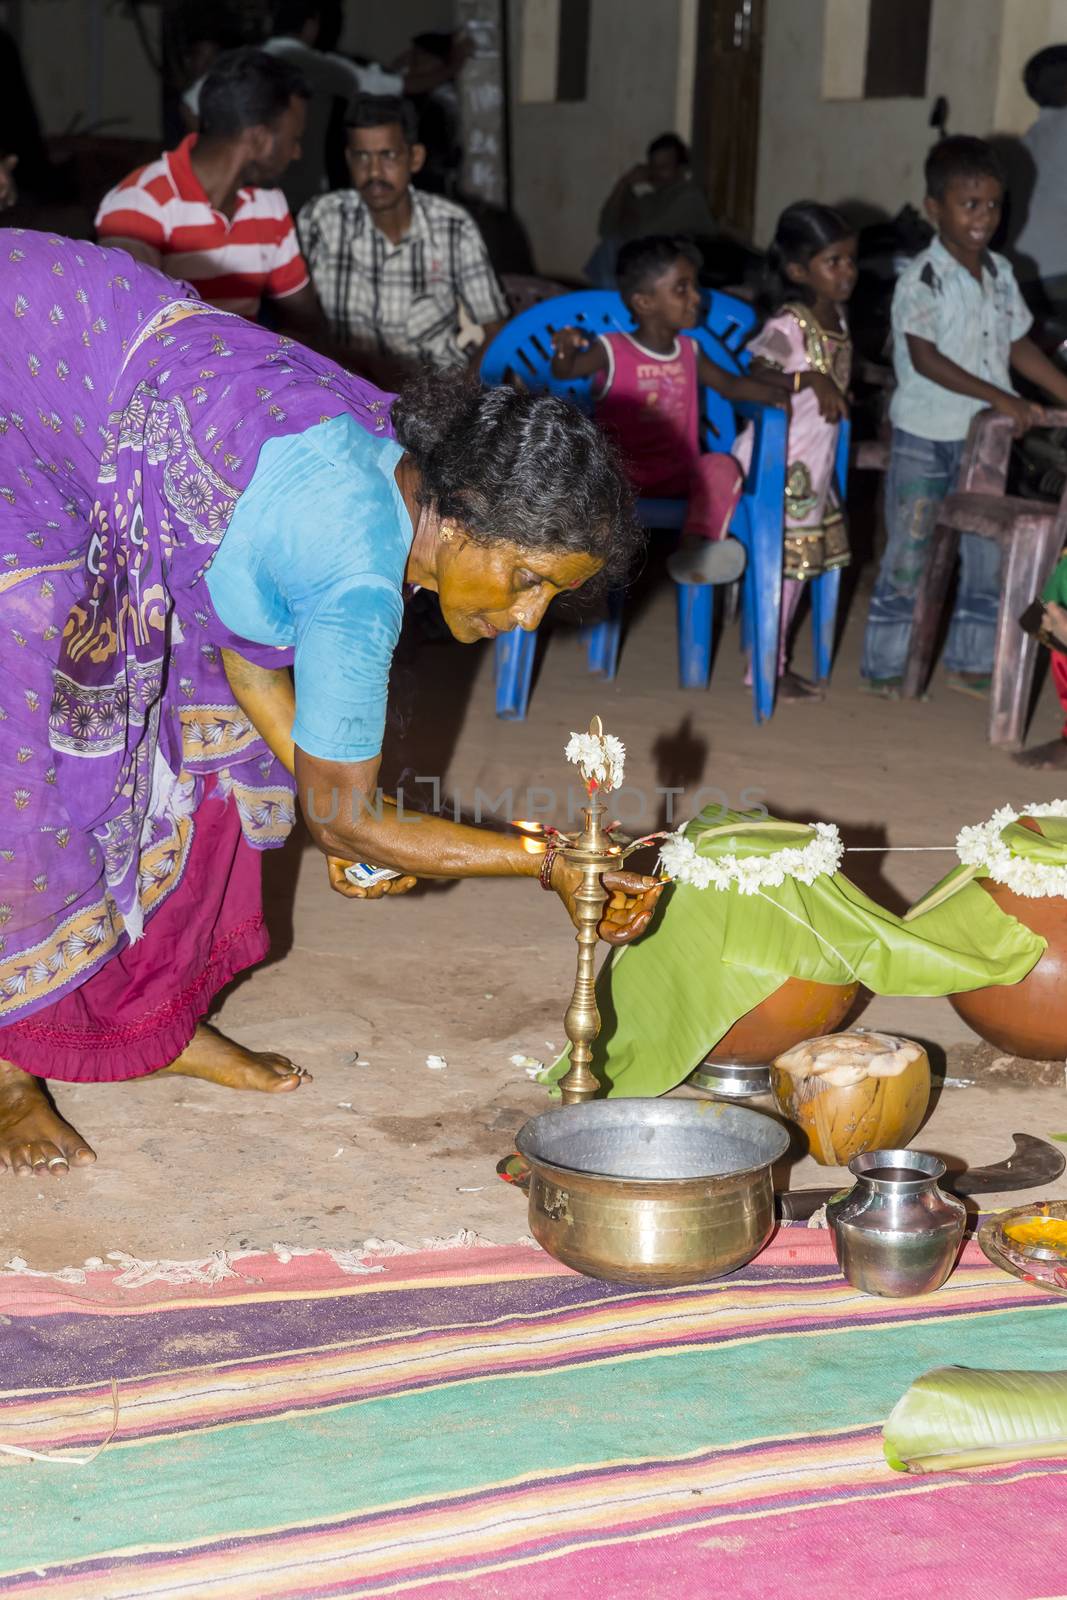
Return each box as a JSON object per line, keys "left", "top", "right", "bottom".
{"left": 706, "top": 977, "right": 860, "bottom": 1065}
{"left": 950, "top": 881, "right": 1067, "bottom": 1060}
{"left": 770, "top": 1036, "right": 931, "bottom": 1167}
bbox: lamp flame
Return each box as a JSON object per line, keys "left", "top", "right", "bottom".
{"left": 514, "top": 818, "right": 546, "bottom": 854}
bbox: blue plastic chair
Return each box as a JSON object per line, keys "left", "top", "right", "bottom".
{"left": 740, "top": 413, "right": 851, "bottom": 723}
{"left": 482, "top": 288, "right": 840, "bottom": 721}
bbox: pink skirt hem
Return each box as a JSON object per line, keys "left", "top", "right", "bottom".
{"left": 2, "top": 916, "right": 269, "bottom": 1083}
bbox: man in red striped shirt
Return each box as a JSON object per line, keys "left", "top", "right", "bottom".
{"left": 96, "top": 49, "right": 325, "bottom": 343}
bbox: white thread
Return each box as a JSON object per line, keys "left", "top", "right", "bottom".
{"left": 0, "top": 1380, "right": 119, "bottom": 1466}
{"left": 844, "top": 845, "right": 956, "bottom": 853}
{"left": 754, "top": 889, "right": 861, "bottom": 981}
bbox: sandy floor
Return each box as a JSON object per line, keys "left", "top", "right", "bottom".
{"left": 8, "top": 556, "right": 1067, "bottom": 1272}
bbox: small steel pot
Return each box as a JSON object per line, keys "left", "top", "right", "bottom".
{"left": 515, "top": 1099, "right": 790, "bottom": 1286}
{"left": 826, "top": 1149, "right": 966, "bottom": 1298}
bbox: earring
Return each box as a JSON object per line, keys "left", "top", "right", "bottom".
{"left": 440, "top": 523, "right": 455, "bottom": 541}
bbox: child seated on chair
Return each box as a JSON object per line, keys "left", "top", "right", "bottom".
{"left": 550, "top": 234, "right": 784, "bottom": 586}
{"left": 734, "top": 201, "right": 856, "bottom": 702}
{"left": 861, "top": 135, "right": 1067, "bottom": 699}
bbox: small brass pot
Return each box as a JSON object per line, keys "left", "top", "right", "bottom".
{"left": 515, "top": 1100, "right": 790, "bottom": 1286}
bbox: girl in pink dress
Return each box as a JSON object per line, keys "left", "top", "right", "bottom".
{"left": 734, "top": 202, "right": 857, "bottom": 699}
{"left": 551, "top": 235, "right": 785, "bottom": 584}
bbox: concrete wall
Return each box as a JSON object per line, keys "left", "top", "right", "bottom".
{"left": 21, "top": 0, "right": 161, "bottom": 140}
{"left": 994, "top": 0, "right": 1067, "bottom": 130}
{"left": 507, "top": 0, "right": 692, "bottom": 278}
{"left": 754, "top": 0, "right": 1010, "bottom": 242}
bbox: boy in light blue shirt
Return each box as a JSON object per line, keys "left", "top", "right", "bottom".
{"left": 861, "top": 135, "right": 1067, "bottom": 694}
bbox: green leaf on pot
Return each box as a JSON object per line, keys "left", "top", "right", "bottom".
{"left": 999, "top": 818, "right": 1067, "bottom": 862}
{"left": 884, "top": 1366, "right": 1067, "bottom": 1472}
{"left": 903, "top": 863, "right": 981, "bottom": 921}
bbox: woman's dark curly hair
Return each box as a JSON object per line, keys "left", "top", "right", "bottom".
{"left": 391, "top": 370, "right": 643, "bottom": 596}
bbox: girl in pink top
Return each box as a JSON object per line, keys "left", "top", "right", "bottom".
{"left": 551, "top": 236, "right": 784, "bottom": 584}
{"left": 734, "top": 202, "right": 856, "bottom": 699}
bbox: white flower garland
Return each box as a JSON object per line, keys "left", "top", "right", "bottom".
{"left": 657, "top": 822, "right": 843, "bottom": 895}
{"left": 955, "top": 800, "right": 1067, "bottom": 898}
{"left": 565, "top": 730, "right": 625, "bottom": 791}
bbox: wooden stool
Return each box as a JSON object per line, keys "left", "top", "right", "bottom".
{"left": 902, "top": 409, "right": 1067, "bottom": 747}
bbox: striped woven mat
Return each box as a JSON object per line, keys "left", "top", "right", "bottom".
{"left": 2, "top": 1228, "right": 1067, "bottom": 1598}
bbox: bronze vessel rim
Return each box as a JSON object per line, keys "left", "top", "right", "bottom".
{"left": 520, "top": 1150, "right": 781, "bottom": 1192}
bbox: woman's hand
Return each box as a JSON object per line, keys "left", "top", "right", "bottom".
{"left": 806, "top": 372, "right": 849, "bottom": 423}
{"left": 551, "top": 859, "right": 666, "bottom": 945}
{"left": 326, "top": 856, "right": 418, "bottom": 900}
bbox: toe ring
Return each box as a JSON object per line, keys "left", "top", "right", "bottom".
{"left": 46, "top": 1155, "right": 68, "bottom": 1168}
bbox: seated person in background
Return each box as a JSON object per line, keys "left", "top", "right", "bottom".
{"left": 551, "top": 234, "right": 784, "bottom": 585}
{"left": 96, "top": 48, "right": 325, "bottom": 346}
{"left": 861, "top": 135, "right": 1067, "bottom": 698}
{"left": 299, "top": 94, "right": 507, "bottom": 380}
{"left": 587, "top": 134, "right": 716, "bottom": 287}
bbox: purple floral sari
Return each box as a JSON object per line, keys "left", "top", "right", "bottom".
{"left": 0, "top": 231, "right": 396, "bottom": 1036}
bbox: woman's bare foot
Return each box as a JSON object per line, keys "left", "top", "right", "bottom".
{"left": 0, "top": 1059, "right": 96, "bottom": 1176}
{"left": 1013, "top": 738, "right": 1067, "bottom": 771}
{"left": 159, "top": 1022, "right": 311, "bottom": 1093}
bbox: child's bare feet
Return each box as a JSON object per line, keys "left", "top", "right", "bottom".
{"left": 860, "top": 676, "right": 902, "bottom": 699}
{"left": 778, "top": 669, "right": 824, "bottom": 702}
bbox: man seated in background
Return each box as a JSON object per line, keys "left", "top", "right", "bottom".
{"left": 95, "top": 48, "right": 325, "bottom": 347}
{"left": 587, "top": 133, "right": 717, "bottom": 287}
{"left": 299, "top": 94, "right": 507, "bottom": 382}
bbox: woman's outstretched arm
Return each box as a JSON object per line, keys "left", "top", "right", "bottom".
{"left": 222, "top": 649, "right": 663, "bottom": 942}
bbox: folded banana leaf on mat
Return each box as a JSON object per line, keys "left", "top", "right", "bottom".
{"left": 885, "top": 1367, "right": 1067, "bottom": 1472}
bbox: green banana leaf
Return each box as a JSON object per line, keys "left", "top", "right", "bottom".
{"left": 906, "top": 810, "right": 1067, "bottom": 919}
{"left": 885, "top": 1366, "right": 1067, "bottom": 1472}
{"left": 547, "top": 805, "right": 1045, "bottom": 1099}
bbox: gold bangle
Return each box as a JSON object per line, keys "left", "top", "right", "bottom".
{"left": 793, "top": 371, "right": 802, "bottom": 393}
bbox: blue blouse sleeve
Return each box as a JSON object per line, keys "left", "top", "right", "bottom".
{"left": 204, "top": 415, "right": 411, "bottom": 764}
{"left": 290, "top": 574, "right": 403, "bottom": 761}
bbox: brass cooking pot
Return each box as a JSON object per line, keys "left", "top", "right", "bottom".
{"left": 515, "top": 1100, "right": 790, "bottom": 1286}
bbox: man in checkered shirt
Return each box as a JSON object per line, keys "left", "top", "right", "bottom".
{"left": 298, "top": 94, "right": 507, "bottom": 379}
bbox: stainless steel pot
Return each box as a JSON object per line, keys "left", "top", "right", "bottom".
{"left": 826, "top": 1148, "right": 966, "bottom": 1297}
{"left": 515, "top": 1099, "right": 790, "bottom": 1286}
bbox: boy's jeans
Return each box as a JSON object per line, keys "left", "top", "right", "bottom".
{"left": 861, "top": 429, "right": 1002, "bottom": 682}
